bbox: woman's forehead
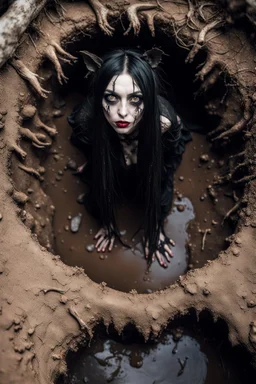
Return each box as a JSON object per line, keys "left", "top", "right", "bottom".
{"left": 105, "top": 73, "right": 141, "bottom": 95}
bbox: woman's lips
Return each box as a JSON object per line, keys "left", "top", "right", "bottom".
{"left": 115, "top": 121, "right": 130, "bottom": 128}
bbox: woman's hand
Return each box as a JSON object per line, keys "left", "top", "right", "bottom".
{"left": 94, "top": 227, "right": 115, "bottom": 252}
{"left": 145, "top": 230, "right": 175, "bottom": 268}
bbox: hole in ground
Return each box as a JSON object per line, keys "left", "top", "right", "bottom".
{"left": 11, "top": 23, "right": 245, "bottom": 293}
{"left": 56, "top": 309, "right": 255, "bottom": 384}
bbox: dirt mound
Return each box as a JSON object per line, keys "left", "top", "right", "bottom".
{"left": 0, "top": 1, "right": 256, "bottom": 383}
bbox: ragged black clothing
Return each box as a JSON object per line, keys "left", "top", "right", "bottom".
{"left": 67, "top": 95, "right": 192, "bottom": 223}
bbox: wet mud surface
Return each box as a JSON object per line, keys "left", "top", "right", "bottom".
{"left": 39, "top": 93, "right": 234, "bottom": 293}
{"left": 58, "top": 316, "right": 255, "bottom": 384}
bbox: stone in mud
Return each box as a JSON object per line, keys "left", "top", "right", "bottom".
{"left": 52, "top": 109, "right": 63, "bottom": 118}
{"left": 0, "top": 122, "right": 5, "bottom": 130}
{"left": 247, "top": 300, "right": 256, "bottom": 308}
{"left": 77, "top": 193, "right": 85, "bottom": 204}
{"left": 200, "top": 154, "right": 210, "bottom": 163}
{"left": 71, "top": 213, "right": 82, "bottom": 233}
{"left": 86, "top": 244, "right": 95, "bottom": 252}
{"left": 66, "top": 159, "right": 77, "bottom": 171}
{"left": 177, "top": 204, "right": 185, "bottom": 212}
{"left": 232, "top": 247, "right": 240, "bottom": 256}
{"left": 60, "top": 295, "right": 68, "bottom": 304}
{"left": 0, "top": 213, "right": 2, "bottom": 221}
{"left": 21, "top": 104, "right": 36, "bottom": 119}
{"left": 13, "top": 191, "right": 29, "bottom": 205}
{"left": 27, "top": 328, "right": 34, "bottom": 336}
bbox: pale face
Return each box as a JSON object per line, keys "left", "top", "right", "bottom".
{"left": 102, "top": 73, "right": 144, "bottom": 135}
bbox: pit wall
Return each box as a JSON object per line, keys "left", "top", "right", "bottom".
{"left": 0, "top": 1, "right": 256, "bottom": 384}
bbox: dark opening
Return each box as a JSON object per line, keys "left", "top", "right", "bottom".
{"left": 56, "top": 309, "right": 255, "bottom": 384}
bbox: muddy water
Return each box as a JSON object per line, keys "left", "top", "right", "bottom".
{"left": 42, "top": 93, "right": 233, "bottom": 293}
{"left": 58, "top": 325, "right": 253, "bottom": 384}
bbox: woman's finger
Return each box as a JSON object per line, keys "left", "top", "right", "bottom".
{"left": 99, "top": 238, "right": 109, "bottom": 252}
{"left": 96, "top": 235, "right": 105, "bottom": 249}
{"left": 145, "top": 246, "right": 149, "bottom": 258}
{"left": 102, "top": 238, "right": 111, "bottom": 252}
{"left": 94, "top": 228, "right": 105, "bottom": 240}
{"left": 164, "top": 251, "right": 171, "bottom": 262}
{"left": 169, "top": 238, "right": 175, "bottom": 246}
{"left": 97, "top": 238, "right": 106, "bottom": 252}
{"left": 164, "top": 244, "right": 173, "bottom": 257}
{"left": 156, "top": 251, "right": 167, "bottom": 268}
{"left": 108, "top": 236, "right": 115, "bottom": 251}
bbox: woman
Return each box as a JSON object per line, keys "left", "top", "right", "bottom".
{"left": 67, "top": 48, "right": 191, "bottom": 268}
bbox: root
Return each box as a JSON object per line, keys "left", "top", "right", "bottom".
{"left": 41, "top": 287, "right": 65, "bottom": 295}
{"left": 68, "top": 306, "right": 87, "bottom": 330}
{"left": 19, "top": 127, "right": 51, "bottom": 148}
{"left": 233, "top": 174, "right": 256, "bottom": 185}
{"left": 228, "top": 151, "right": 245, "bottom": 164}
{"left": 124, "top": 3, "right": 160, "bottom": 36}
{"left": 186, "top": 18, "right": 224, "bottom": 64}
{"left": 214, "top": 160, "right": 253, "bottom": 185}
{"left": 0, "top": 0, "right": 48, "bottom": 68}
{"left": 194, "top": 67, "right": 220, "bottom": 96}
{"left": 200, "top": 228, "right": 211, "bottom": 251}
{"left": 44, "top": 41, "right": 77, "bottom": 85}
{"left": 9, "top": 143, "right": 27, "bottom": 160}
{"left": 198, "top": 2, "right": 220, "bottom": 23}
{"left": 18, "top": 164, "right": 44, "bottom": 181}
{"left": 211, "top": 117, "right": 248, "bottom": 142}
{"left": 88, "top": 0, "right": 117, "bottom": 36}
{"left": 10, "top": 59, "right": 50, "bottom": 98}
{"left": 141, "top": 11, "right": 157, "bottom": 37}
{"left": 195, "top": 56, "right": 218, "bottom": 81}
{"left": 222, "top": 200, "right": 242, "bottom": 225}
{"left": 33, "top": 114, "right": 57, "bottom": 137}
{"left": 186, "top": 0, "right": 199, "bottom": 31}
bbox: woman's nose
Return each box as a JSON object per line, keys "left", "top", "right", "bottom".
{"left": 118, "top": 102, "right": 128, "bottom": 118}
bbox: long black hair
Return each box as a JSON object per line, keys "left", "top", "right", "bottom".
{"left": 87, "top": 48, "right": 163, "bottom": 260}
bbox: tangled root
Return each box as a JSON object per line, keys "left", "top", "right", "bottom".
{"left": 211, "top": 117, "right": 249, "bottom": 142}
{"left": 124, "top": 3, "right": 160, "bottom": 36}
{"left": 9, "top": 142, "right": 27, "bottom": 160}
{"left": 44, "top": 41, "right": 77, "bottom": 85}
{"left": 186, "top": 18, "right": 224, "bottom": 64}
{"left": 19, "top": 127, "right": 51, "bottom": 148}
{"left": 88, "top": 0, "right": 117, "bottom": 36}
{"left": 10, "top": 59, "right": 50, "bottom": 98}
{"left": 18, "top": 163, "right": 44, "bottom": 181}
{"left": 33, "top": 114, "right": 57, "bottom": 137}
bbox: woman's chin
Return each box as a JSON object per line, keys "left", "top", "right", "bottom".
{"left": 114, "top": 126, "right": 134, "bottom": 135}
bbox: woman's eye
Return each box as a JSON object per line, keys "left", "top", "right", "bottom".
{"left": 130, "top": 96, "right": 142, "bottom": 104}
{"left": 105, "top": 94, "right": 117, "bottom": 102}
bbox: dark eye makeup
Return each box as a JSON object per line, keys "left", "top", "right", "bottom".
{"left": 103, "top": 93, "right": 143, "bottom": 106}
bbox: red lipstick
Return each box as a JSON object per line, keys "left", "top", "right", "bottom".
{"left": 115, "top": 121, "right": 130, "bottom": 128}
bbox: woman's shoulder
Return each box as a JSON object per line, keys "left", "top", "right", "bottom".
{"left": 157, "top": 95, "right": 179, "bottom": 134}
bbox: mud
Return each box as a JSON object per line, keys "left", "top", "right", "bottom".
{"left": 0, "top": 1, "right": 256, "bottom": 384}
{"left": 58, "top": 312, "right": 255, "bottom": 384}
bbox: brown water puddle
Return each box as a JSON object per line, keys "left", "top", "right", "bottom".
{"left": 41, "top": 93, "right": 233, "bottom": 293}
{"left": 57, "top": 325, "right": 253, "bottom": 384}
